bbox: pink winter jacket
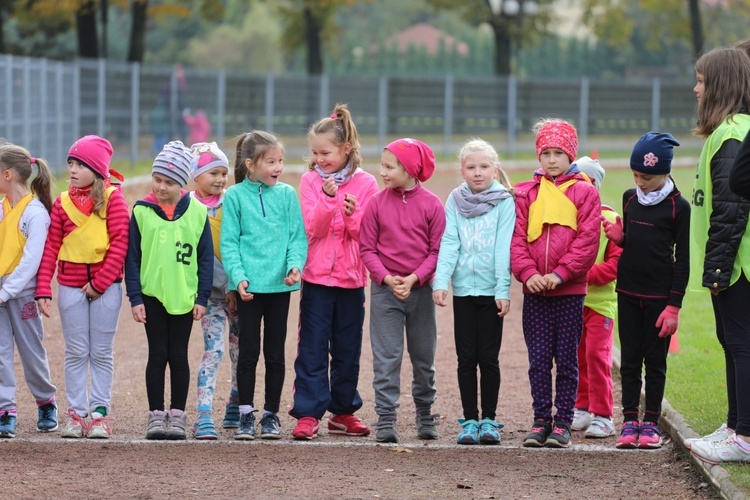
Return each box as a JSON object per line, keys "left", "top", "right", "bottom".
{"left": 511, "top": 168, "right": 601, "bottom": 296}
{"left": 299, "top": 168, "right": 379, "bottom": 289}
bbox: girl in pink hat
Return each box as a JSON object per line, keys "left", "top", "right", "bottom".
{"left": 360, "top": 137, "right": 446, "bottom": 443}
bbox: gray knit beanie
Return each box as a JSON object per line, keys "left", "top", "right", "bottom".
{"left": 153, "top": 140, "right": 193, "bottom": 187}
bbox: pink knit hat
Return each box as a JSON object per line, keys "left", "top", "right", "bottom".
{"left": 385, "top": 138, "right": 436, "bottom": 182}
{"left": 535, "top": 121, "right": 578, "bottom": 162}
{"left": 68, "top": 135, "right": 113, "bottom": 179}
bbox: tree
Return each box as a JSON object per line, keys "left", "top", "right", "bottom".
{"left": 76, "top": 0, "right": 98, "bottom": 58}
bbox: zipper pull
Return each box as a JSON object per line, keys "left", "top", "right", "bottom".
{"left": 402, "top": 192, "right": 407, "bottom": 204}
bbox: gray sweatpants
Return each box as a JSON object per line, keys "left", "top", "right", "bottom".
{"left": 0, "top": 293, "right": 56, "bottom": 410}
{"left": 58, "top": 283, "right": 121, "bottom": 416}
{"left": 370, "top": 283, "right": 437, "bottom": 420}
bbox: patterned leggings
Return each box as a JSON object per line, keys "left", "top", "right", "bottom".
{"left": 196, "top": 299, "right": 239, "bottom": 413}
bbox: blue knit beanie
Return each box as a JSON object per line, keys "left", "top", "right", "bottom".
{"left": 630, "top": 132, "right": 680, "bottom": 175}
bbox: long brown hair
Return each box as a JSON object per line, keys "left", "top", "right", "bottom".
{"left": 693, "top": 48, "right": 750, "bottom": 138}
{"left": 232, "top": 130, "right": 284, "bottom": 185}
{"left": 307, "top": 103, "right": 362, "bottom": 175}
{"left": 0, "top": 144, "right": 54, "bottom": 213}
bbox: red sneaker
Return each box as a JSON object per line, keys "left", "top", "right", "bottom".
{"left": 292, "top": 417, "right": 319, "bottom": 440}
{"left": 328, "top": 414, "right": 370, "bottom": 436}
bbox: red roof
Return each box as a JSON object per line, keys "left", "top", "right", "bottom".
{"left": 381, "top": 23, "right": 469, "bottom": 56}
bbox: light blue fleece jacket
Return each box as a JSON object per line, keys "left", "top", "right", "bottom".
{"left": 220, "top": 178, "right": 307, "bottom": 293}
{"left": 433, "top": 180, "right": 516, "bottom": 300}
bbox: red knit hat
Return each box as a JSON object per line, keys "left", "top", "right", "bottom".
{"left": 385, "top": 138, "right": 436, "bottom": 182}
{"left": 68, "top": 135, "right": 113, "bottom": 179}
{"left": 535, "top": 121, "right": 578, "bottom": 162}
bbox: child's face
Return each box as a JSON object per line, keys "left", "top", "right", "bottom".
{"left": 538, "top": 148, "right": 571, "bottom": 178}
{"left": 461, "top": 152, "right": 495, "bottom": 194}
{"left": 151, "top": 173, "right": 182, "bottom": 205}
{"left": 632, "top": 170, "right": 667, "bottom": 194}
{"left": 247, "top": 146, "right": 284, "bottom": 186}
{"left": 194, "top": 167, "right": 228, "bottom": 197}
{"left": 68, "top": 159, "right": 97, "bottom": 189}
{"left": 380, "top": 150, "right": 415, "bottom": 190}
{"left": 693, "top": 71, "right": 705, "bottom": 102}
{"left": 310, "top": 132, "right": 351, "bottom": 174}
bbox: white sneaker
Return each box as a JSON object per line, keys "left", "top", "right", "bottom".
{"left": 684, "top": 423, "right": 731, "bottom": 450}
{"left": 691, "top": 434, "right": 750, "bottom": 465}
{"left": 584, "top": 415, "right": 615, "bottom": 438}
{"left": 60, "top": 412, "right": 87, "bottom": 439}
{"left": 571, "top": 409, "right": 592, "bottom": 431}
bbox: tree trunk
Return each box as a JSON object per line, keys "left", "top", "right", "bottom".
{"left": 687, "top": 0, "right": 704, "bottom": 60}
{"left": 304, "top": 6, "right": 323, "bottom": 75}
{"left": 491, "top": 18, "right": 512, "bottom": 76}
{"left": 76, "top": 0, "right": 98, "bottom": 58}
{"left": 127, "top": 0, "right": 148, "bottom": 63}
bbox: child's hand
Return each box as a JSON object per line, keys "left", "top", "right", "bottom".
{"left": 238, "top": 281, "right": 254, "bottom": 301}
{"left": 131, "top": 305, "right": 146, "bottom": 323}
{"left": 392, "top": 274, "right": 418, "bottom": 301}
{"left": 322, "top": 177, "right": 338, "bottom": 197}
{"left": 193, "top": 304, "right": 207, "bottom": 321}
{"left": 38, "top": 298, "right": 52, "bottom": 318}
{"left": 433, "top": 289, "right": 448, "bottom": 307}
{"left": 284, "top": 267, "right": 301, "bottom": 286}
{"left": 655, "top": 305, "right": 680, "bottom": 337}
{"left": 525, "top": 274, "right": 546, "bottom": 293}
{"left": 226, "top": 291, "right": 238, "bottom": 312}
{"left": 343, "top": 194, "right": 357, "bottom": 216}
{"left": 601, "top": 215, "right": 624, "bottom": 244}
{"left": 81, "top": 282, "right": 102, "bottom": 301}
{"left": 496, "top": 299, "right": 510, "bottom": 317}
{"left": 542, "top": 273, "right": 562, "bottom": 290}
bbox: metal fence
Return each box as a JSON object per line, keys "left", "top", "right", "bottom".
{"left": 0, "top": 54, "right": 698, "bottom": 174}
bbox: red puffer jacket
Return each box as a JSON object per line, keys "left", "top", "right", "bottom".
{"left": 511, "top": 168, "right": 601, "bottom": 296}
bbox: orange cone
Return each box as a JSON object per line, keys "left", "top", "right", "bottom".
{"left": 669, "top": 332, "right": 681, "bottom": 353}
{"left": 590, "top": 149, "right": 599, "bottom": 159}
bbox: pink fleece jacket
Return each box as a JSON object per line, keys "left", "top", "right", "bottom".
{"left": 300, "top": 168, "right": 379, "bottom": 288}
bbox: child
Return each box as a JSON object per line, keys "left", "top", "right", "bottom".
{"left": 125, "top": 140, "right": 212, "bottom": 440}
{"left": 433, "top": 138, "right": 515, "bottom": 445}
{"left": 221, "top": 131, "right": 307, "bottom": 440}
{"left": 360, "top": 138, "right": 446, "bottom": 443}
{"left": 184, "top": 109, "right": 211, "bottom": 145}
{"left": 36, "top": 135, "right": 130, "bottom": 439}
{"left": 0, "top": 144, "right": 57, "bottom": 438}
{"left": 188, "top": 141, "right": 241, "bottom": 439}
{"left": 289, "top": 104, "right": 379, "bottom": 440}
{"left": 511, "top": 119, "right": 601, "bottom": 449}
{"left": 601, "top": 132, "right": 689, "bottom": 449}
{"left": 689, "top": 48, "right": 750, "bottom": 464}
{"left": 571, "top": 157, "right": 622, "bottom": 439}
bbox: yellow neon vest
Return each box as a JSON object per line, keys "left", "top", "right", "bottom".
{"left": 58, "top": 187, "right": 116, "bottom": 264}
{"left": 0, "top": 193, "right": 33, "bottom": 277}
{"left": 209, "top": 206, "right": 222, "bottom": 262}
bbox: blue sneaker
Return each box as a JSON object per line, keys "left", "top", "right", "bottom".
{"left": 223, "top": 401, "right": 240, "bottom": 429}
{"left": 37, "top": 402, "right": 58, "bottom": 432}
{"left": 0, "top": 411, "right": 16, "bottom": 438}
{"left": 478, "top": 418, "right": 504, "bottom": 445}
{"left": 234, "top": 411, "right": 256, "bottom": 440}
{"left": 193, "top": 411, "right": 218, "bottom": 440}
{"left": 259, "top": 412, "right": 281, "bottom": 439}
{"left": 457, "top": 418, "right": 479, "bottom": 445}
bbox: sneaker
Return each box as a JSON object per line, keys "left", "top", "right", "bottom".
{"left": 259, "top": 413, "right": 282, "bottom": 439}
{"left": 692, "top": 435, "right": 750, "bottom": 465}
{"left": 685, "top": 423, "right": 732, "bottom": 451}
{"left": 193, "top": 412, "right": 218, "bottom": 440}
{"left": 87, "top": 416, "right": 112, "bottom": 439}
{"left": 37, "top": 402, "right": 58, "bottom": 432}
{"left": 584, "top": 416, "right": 616, "bottom": 438}
{"left": 328, "top": 414, "right": 370, "bottom": 436}
{"left": 545, "top": 421, "right": 573, "bottom": 448}
{"left": 165, "top": 409, "right": 187, "bottom": 440}
{"left": 479, "top": 418, "right": 504, "bottom": 445}
{"left": 61, "top": 410, "right": 87, "bottom": 439}
{"left": 146, "top": 410, "right": 168, "bottom": 440}
{"left": 234, "top": 411, "right": 256, "bottom": 440}
{"left": 523, "top": 420, "right": 552, "bottom": 448}
{"left": 416, "top": 413, "right": 441, "bottom": 440}
{"left": 373, "top": 419, "right": 398, "bottom": 443}
{"left": 457, "top": 419, "right": 479, "bottom": 445}
{"left": 223, "top": 401, "right": 240, "bottom": 429}
{"left": 0, "top": 411, "right": 16, "bottom": 438}
{"left": 615, "top": 420, "right": 640, "bottom": 449}
{"left": 638, "top": 422, "right": 662, "bottom": 449}
{"left": 572, "top": 409, "right": 593, "bottom": 431}
{"left": 291, "top": 417, "right": 319, "bottom": 440}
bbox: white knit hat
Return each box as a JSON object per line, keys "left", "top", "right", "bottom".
{"left": 190, "top": 142, "right": 229, "bottom": 180}
{"left": 576, "top": 156, "right": 605, "bottom": 190}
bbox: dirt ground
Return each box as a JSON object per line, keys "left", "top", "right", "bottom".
{"left": 0, "top": 170, "right": 714, "bottom": 498}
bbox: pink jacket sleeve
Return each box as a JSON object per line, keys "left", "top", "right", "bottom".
{"left": 359, "top": 194, "right": 389, "bottom": 285}
{"left": 510, "top": 186, "right": 540, "bottom": 285}
{"left": 300, "top": 173, "right": 337, "bottom": 240}
{"left": 342, "top": 174, "right": 379, "bottom": 243}
{"left": 551, "top": 183, "right": 601, "bottom": 283}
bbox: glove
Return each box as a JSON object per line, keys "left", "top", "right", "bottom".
{"left": 601, "top": 215, "right": 624, "bottom": 245}
{"left": 655, "top": 305, "right": 680, "bottom": 338}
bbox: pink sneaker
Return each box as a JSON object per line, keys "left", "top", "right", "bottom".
{"left": 615, "top": 420, "right": 640, "bottom": 449}
{"left": 638, "top": 422, "right": 662, "bottom": 449}
{"left": 292, "top": 417, "right": 319, "bottom": 440}
{"left": 328, "top": 414, "right": 370, "bottom": 436}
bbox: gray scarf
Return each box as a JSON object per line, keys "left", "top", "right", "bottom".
{"left": 451, "top": 183, "right": 511, "bottom": 218}
{"left": 314, "top": 162, "right": 354, "bottom": 186}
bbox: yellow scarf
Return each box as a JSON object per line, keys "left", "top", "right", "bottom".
{"left": 0, "top": 193, "right": 33, "bottom": 277}
{"left": 527, "top": 177, "right": 579, "bottom": 242}
{"left": 58, "top": 186, "right": 115, "bottom": 264}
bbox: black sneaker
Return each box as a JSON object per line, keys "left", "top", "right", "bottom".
{"left": 259, "top": 412, "right": 281, "bottom": 440}
{"left": 234, "top": 411, "right": 256, "bottom": 440}
{"left": 416, "top": 413, "right": 441, "bottom": 440}
{"left": 523, "top": 420, "right": 552, "bottom": 447}
{"left": 545, "top": 421, "right": 572, "bottom": 448}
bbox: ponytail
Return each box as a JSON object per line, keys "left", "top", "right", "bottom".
{"left": 0, "top": 144, "right": 55, "bottom": 213}
{"left": 307, "top": 103, "right": 362, "bottom": 175}
{"left": 30, "top": 157, "right": 54, "bottom": 213}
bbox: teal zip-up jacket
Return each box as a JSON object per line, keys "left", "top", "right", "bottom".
{"left": 221, "top": 178, "right": 307, "bottom": 293}
{"left": 434, "top": 181, "right": 516, "bottom": 300}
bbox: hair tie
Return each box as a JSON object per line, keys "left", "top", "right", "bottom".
{"left": 30, "top": 157, "right": 36, "bottom": 164}
{"left": 330, "top": 113, "right": 338, "bottom": 120}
